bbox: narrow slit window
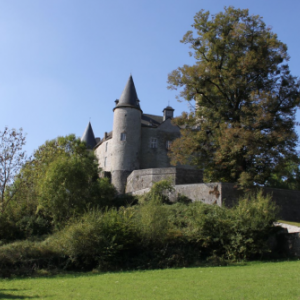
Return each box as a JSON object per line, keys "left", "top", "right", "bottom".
{"left": 120, "top": 132, "right": 126, "bottom": 141}
{"left": 150, "top": 137, "right": 157, "bottom": 148}
{"left": 104, "top": 157, "right": 107, "bottom": 167}
{"left": 105, "top": 142, "right": 108, "bottom": 152}
{"left": 166, "top": 140, "right": 171, "bottom": 150}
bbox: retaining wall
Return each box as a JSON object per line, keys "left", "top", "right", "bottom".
{"left": 125, "top": 167, "right": 203, "bottom": 194}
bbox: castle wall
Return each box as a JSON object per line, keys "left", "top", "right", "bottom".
{"left": 140, "top": 119, "right": 181, "bottom": 169}
{"left": 112, "top": 107, "right": 141, "bottom": 171}
{"left": 95, "top": 139, "right": 113, "bottom": 172}
{"left": 129, "top": 179, "right": 300, "bottom": 222}
{"left": 111, "top": 107, "right": 141, "bottom": 193}
{"left": 171, "top": 183, "right": 222, "bottom": 206}
{"left": 126, "top": 168, "right": 176, "bottom": 193}
{"left": 220, "top": 184, "right": 300, "bottom": 222}
{"left": 125, "top": 167, "right": 203, "bottom": 194}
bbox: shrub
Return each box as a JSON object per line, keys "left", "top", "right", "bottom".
{"left": 55, "top": 208, "right": 139, "bottom": 270}
{"left": 175, "top": 190, "right": 279, "bottom": 260}
{"left": 0, "top": 185, "right": 280, "bottom": 276}
{"left": 224, "top": 190, "right": 279, "bottom": 260}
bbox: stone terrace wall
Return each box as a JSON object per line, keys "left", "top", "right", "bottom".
{"left": 216, "top": 183, "right": 300, "bottom": 221}
{"left": 126, "top": 168, "right": 176, "bottom": 194}
{"left": 174, "top": 182, "right": 300, "bottom": 222}
{"left": 169, "top": 183, "right": 222, "bottom": 206}
{"left": 125, "top": 167, "right": 203, "bottom": 194}
{"left": 127, "top": 169, "right": 300, "bottom": 222}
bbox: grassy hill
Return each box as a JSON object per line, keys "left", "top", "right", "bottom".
{"left": 1, "top": 260, "right": 300, "bottom": 300}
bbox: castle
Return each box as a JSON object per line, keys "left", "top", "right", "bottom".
{"left": 81, "top": 75, "right": 201, "bottom": 194}
{"left": 80, "top": 75, "right": 300, "bottom": 222}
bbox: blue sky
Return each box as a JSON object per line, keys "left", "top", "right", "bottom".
{"left": 0, "top": 0, "right": 299, "bottom": 156}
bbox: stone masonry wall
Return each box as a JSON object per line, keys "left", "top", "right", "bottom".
{"left": 140, "top": 119, "right": 181, "bottom": 169}
{"left": 95, "top": 139, "right": 113, "bottom": 172}
{"left": 129, "top": 179, "right": 300, "bottom": 222}
{"left": 126, "top": 168, "right": 176, "bottom": 193}
{"left": 220, "top": 184, "right": 300, "bottom": 222}
{"left": 169, "top": 183, "right": 222, "bottom": 206}
{"left": 125, "top": 167, "right": 203, "bottom": 194}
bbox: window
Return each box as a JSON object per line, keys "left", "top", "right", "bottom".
{"left": 166, "top": 111, "right": 173, "bottom": 117}
{"left": 104, "top": 157, "right": 107, "bottom": 167}
{"left": 166, "top": 140, "right": 172, "bottom": 150}
{"left": 105, "top": 142, "right": 108, "bottom": 152}
{"left": 120, "top": 132, "right": 126, "bottom": 141}
{"left": 150, "top": 137, "right": 157, "bottom": 148}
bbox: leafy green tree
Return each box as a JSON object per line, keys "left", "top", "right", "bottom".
{"left": 266, "top": 157, "right": 300, "bottom": 190}
{"left": 7, "top": 135, "right": 116, "bottom": 230}
{"left": 39, "top": 156, "right": 115, "bottom": 226}
{"left": 168, "top": 7, "right": 300, "bottom": 187}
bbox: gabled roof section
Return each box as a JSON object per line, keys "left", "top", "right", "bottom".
{"left": 141, "top": 114, "right": 163, "bottom": 127}
{"left": 114, "top": 75, "right": 141, "bottom": 111}
{"left": 81, "top": 122, "right": 96, "bottom": 149}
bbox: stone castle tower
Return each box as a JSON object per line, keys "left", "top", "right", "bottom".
{"left": 111, "top": 76, "right": 142, "bottom": 193}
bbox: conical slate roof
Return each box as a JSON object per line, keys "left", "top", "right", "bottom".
{"left": 115, "top": 75, "right": 141, "bottom": 109}
{"left": 81, "top": 122, "right": 96, "bottom": 149}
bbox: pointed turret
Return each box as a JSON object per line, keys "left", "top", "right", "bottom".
{"left": 114, "top": 75, "right": 141, "bottom": 110}
{"left": 81, "top": 122, "right": 96, "bottom": 149}
{"left": 111, "top": 75, "right": 142, "bottom": 193}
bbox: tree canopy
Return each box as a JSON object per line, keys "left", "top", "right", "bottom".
{"left": 7, "top": 135, "right": 116, "bottom": 229}
{"left": 168, "top": 7, "right": 300, "bottom": 188}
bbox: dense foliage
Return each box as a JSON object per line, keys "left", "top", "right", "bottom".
{"left": 0, "top": 135, "right": 116, "bottom": 240}
{"left": 168, "top": 7, "right": 300, "bottom": 188}
{"left": 0, "top": 181, "right": 279, "bottom": 276}
{"left": 265, "top": 158, "right": 300, "bottom": 190}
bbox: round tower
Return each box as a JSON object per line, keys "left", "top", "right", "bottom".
{"left": 111, "top": 75, "right": 142, "bottom": 193}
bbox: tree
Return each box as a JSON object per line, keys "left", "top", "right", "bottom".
{"left": 265, "top": 157, "right": 300, "bottom": 190}
{"left": 39, "top": 156, "right": 114, "bottom": 227}
{"left": 9, "top": 135, "right": 116, "bottom": 229}
{"left": 168, "top": 7, "right": 300, "bottom": 187}
{"left": 0, "top": 127, "right": 26, "bottom": 213}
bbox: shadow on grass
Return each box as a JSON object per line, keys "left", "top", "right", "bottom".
{"left": 2, "top": 259, "right": 298, "bottom": 282}
{"left": 0, "top": 289, "right": 42, "bottom": 299}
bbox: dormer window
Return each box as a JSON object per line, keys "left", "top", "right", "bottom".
{"left": 163, "top": 106, "right": 175, "bottom": 121}
{"left": 120, "top": 132, "right": 126, "bottom": 141}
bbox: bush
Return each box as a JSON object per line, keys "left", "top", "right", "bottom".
{"left": 173, "top": 190, "right": 279, "bottom": 261}
{"left": 224, "top": 191, "right": 279, "bottom": 260}
{"left": 0, "top": 184, "right": 280, "bottom": 276}
{"left": 55, "top": 208, "right": 139, "bottom": 270}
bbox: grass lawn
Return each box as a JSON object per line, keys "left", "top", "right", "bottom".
{"left": 278, "top": 220, "right": 300, "bottom": 227}
{"left": 0, "top": 261, "right": 300, "bottom": 300}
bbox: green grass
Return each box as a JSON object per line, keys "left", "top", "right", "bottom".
{"left": 1, "top": 261, "right": 300, "bottom": 300}
{"left": 278, "top": 220, "right": 300, "bottom": 227}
